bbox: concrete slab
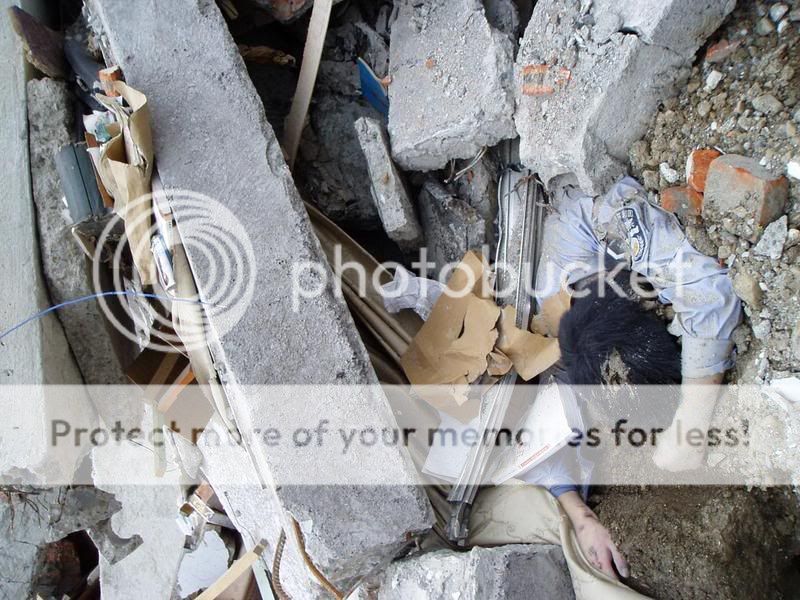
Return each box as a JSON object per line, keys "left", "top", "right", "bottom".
{"left": 354, "top": 116, "right": 423, "bottom": 251}
{"left": 89, "top": 0, "right": 433, "bottom": 589}
{"left": 0, "top": 0, "right": 94, "bottom": 485}
{"left": 369, "top": 544, "right": 574, "bottom": 599}
{"left": 388, "top": 0, "right": 516, "bottom": 171}
{"left": 514, "top": 0, "right": 735, "bottom": 194}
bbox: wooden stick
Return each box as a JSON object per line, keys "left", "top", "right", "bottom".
{"left": 282, "top": 0, "right": 333, "bottom": 169}
{"left": 196, "top": 541, "right": 267, "bottom": 600}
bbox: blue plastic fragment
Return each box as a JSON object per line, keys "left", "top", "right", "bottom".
{"left": 357, "top": 57, "right": 389, "bottom": 118}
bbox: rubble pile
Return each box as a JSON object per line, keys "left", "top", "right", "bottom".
{"left": 2, "top": 0, "right": 799, "bottom": 599}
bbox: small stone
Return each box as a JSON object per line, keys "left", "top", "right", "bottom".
{"left": 705, "top": 39, "right": 740, "bottom": 63}
{"left": 778, "top": 121, "right": 797, "bottom": 138}
{"left": 753, "top": 215, "right": 788, "bottom": 260}
{"left": 789, "top": 9, "right": 800, "bottom": 22}
{"left": 686, "top": 148, "right": 721, "bottom": 192}
{"left": 787, "top": 228, "right": 800, "bottom": 247}
{"left": 769, "top": 3, "right": 789, "bottom": 22}
{"left": 777, "top": 19, "right": 791, "bottom": 34}
{"left": 787, "top": 160, "right": 800, "bottom": 180}
{"left": 752, "top": 320, "right": 772, "bottom": 340}
{"left": 732, "top": 270, "right": 763, "bottom": 308}
{"left": 629, "top": 140, "right": 651, "bottom": 171}
{"left": 755, "top": 16, "right": 775, "bottom": 35}
{"left": 752, "top": 94, "right": 783, "bottom": 115}
{"left": 642, "top": 169, "right": 659, "bottom": 190}
{"left": 697, "top": 100, "right": 712, "bottom": 117}
{"left": 659, "top": 162, "right": 680, "bottom": 184}
{"left": 705, "top": 70, "right": 724, "bottom": 91}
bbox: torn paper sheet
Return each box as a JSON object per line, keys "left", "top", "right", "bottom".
{"left": 497, "top": 306, "right": 560, "bottom": 380}
{"left": 95, "top": 81, "right": 157, "bottom": 285}
{"left": 422, "top": 411, "right": 480, "bottom": 483}
{"left": 382, "top": 265, "right": 445, "bottom": 320}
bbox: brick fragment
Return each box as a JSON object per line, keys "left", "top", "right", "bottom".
{"left": 703, "top": 154, "right": 789, "bottom": 241}
{"left": 686, "top": 148, "right": 721, "bottom": 192}
{"left": 704, "top": 39, "right": 740, "bottom": 63}
{"left": 661, "top": 186, "right": 703, "bottom": 222}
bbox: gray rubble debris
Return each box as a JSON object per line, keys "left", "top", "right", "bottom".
{"left": 27, "top": 78, "right": 141, "bottom": 431}
{"left": 0, "top": 0, "right": 95, "bottom": 487}
{"left": 388, "top": 0, "right": 516, "bottom": 171}
{"left": 89, "top": 0, "right": 433, "bottom": 590}
{"left": 452, "top": 152, "right": 499, "bottom": 248}
{"left": 318, "top": 21, "right": 390, "bottom": 97}
{"left": 297, "top": 95, "right": 382, "bottom": 229}
{"left": 484, "top": 0, "right": 521, "bottom": 43}
{"left": 90, "top": 406, "right": 186, "bottom": 599}
{"left": 367, "top": 544, "right": 574, "bottom": 599}
{"left": 753, "top": 215, "right": 788, "bottom": 261}
{"left": 354, "top": 116, "right": 423, "bottom": 251}
{"left": 0, "top": 486, "right": 122, "bottom": 598}
{"left": 514, "top": 0, "right": 735, "bottom": 193}
{"left": 418, "top": 181, "right": 486, "bottom": 273}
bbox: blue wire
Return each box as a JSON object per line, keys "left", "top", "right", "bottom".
{"left": 0, "top": 291, "right": 215, "bottom": 342}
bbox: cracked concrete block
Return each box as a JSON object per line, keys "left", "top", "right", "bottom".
{"left": 370, "top": 545, "right": 573, "bottom": 599}
{"left": 388, "top": 0, "right": 516, "bottom": 171}
{"left": 91, "top": 406, "right": 186, "bottom": 599}
{"left": 89, "top": 0, "right": 433, "bottom": 590}
{"left": 418, "top": 181, "right": 486, "bottom": 274}
{"left": 297, "top": 95, "right": 382, "bottom": 229}
{"left": 27, "top": 78, "right": 141, "bottom": 434}
{"left": 0, "top": 0, "right": 94, "bottom": 487}
{"left": 514, "top": 0, "right": 735, "bottom": 194}
{"left": 452, "top": 151, "right": 499, "bottom": 248}
{"left": 355, "top": 116, "right": 423, "bottom": 251}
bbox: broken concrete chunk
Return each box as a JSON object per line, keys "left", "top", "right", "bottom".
{"left": 515, "top": 0, "right": 735, "bottom": 193}
{"left": 27, "top": 79, "right": 137, "bottom": 392}
{"left": 297, "top": 95, "right": 382, "bottom": 229}
{"left": 354, "top": 116, "right": 423, "bottom": 251}
{"left": 388, "top": 0, "right": 516, "bottom": 171}
{"left": 418, "top": 181, "right": 486, "bottom": 274}
{"left": 484, "top": 0, "right": 521, "bottom": 42}
{"left": 753, "top": 215, "right": 788, "bottom": 261}
{"left": 89, "top": 0, "right": 432, "bottom": 593}
{"left": 703, "top": 154, "right": 789, "bottom": 242}
{"left": 370, "top": 544, "right": 573, "bottom": 599}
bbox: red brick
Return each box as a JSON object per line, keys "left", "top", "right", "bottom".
{"left": 703, "top": 154, "right": 789, "bottom": 241}
{"left": 705, "top": 39, "right": 741, "bottom": 64}
{"left": 661, "top": 186, "right": 704, "bottom": 221}
{"left": 686, "top": 148, "right": 721, "bottom": 192}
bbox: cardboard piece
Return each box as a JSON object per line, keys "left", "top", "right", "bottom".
{"left": 400, "top": 252, "right": 500, "bottom": 405}
{"left": 95, "top": 81, "right": 157, "bottom": 285}
{"left": 496, "top": 306, "right": 560, "bottom": 381}
{"left": 401, "top": 252, "right": 561, "bottom": 419}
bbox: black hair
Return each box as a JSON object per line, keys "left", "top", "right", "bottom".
{"left": 558, "top": 283, "right": 682, "bottom": 386}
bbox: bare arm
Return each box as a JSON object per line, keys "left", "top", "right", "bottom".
{"left": 558, "top": 491, "right": 629, "bottom": 580}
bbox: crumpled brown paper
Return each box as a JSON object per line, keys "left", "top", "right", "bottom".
{"left": 401, "top": 252, "right": 563, "bottom": 420}
{"left": 95, "top": 81, "right": 156, "bottom": 285}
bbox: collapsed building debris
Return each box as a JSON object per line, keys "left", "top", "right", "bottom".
{"left": 388, "top": 0, "right": 516, "bottom": 171}
{"left": 361, "top": 544, "right": 574, "bottom": 599}
{"left": 514, "top": 0, "right": 736, "bottom": 193}
{"left": 354, "top": 116, "right": 423, "bottom": 251}
{"left": 418, "top": 180, "right": 486, "bottom": 273}
{"left": 87, "top": 0, "right": 433, "bottom": 594}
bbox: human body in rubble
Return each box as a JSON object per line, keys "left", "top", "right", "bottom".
{"left": 523, "top": 175, "right": 742, "bottom": 581}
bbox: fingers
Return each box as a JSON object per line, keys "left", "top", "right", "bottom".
{"left": 610, "top": 543, "right": 630, "bottom": 578}
{"left": 597, "top": 548, "right": 618, "bottom": 581}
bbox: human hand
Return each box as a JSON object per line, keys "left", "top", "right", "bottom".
{"left": 558, "top": 491, "right": 629, "bottom": 580}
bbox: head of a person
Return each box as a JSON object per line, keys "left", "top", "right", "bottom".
{"left": 557, "top": 280, "right": 681, "bottom": 386}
